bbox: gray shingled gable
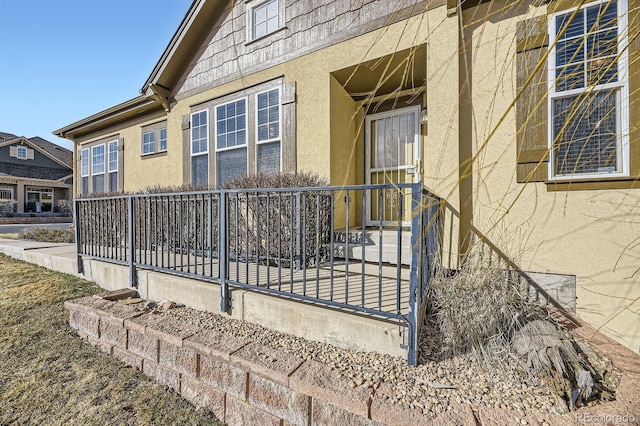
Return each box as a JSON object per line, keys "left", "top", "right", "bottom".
{"left": 28, "top": 136, "right": 73, "bottom": 167}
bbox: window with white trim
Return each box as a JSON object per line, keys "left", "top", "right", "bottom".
{"left": 17, "top": 146, "right": 27, "bottom": 159}
{"left": 91, "top": 144, "right": 105, "bottom": 193}
{"left": 0, "top": 187, "right": 13, "bottom": 202}
{"left": 247, "top": 0, "right": 282, "bottom": 42}
{"left": 160, "top": 128, "right": 167, "bottom": 151}
{"left": 108, "top": 140, "right": 118, "bottom": 192}
{"left": 216, "top": 98, "right": 247, "bottom": 185}
{"left": 81, "top": 147, "right": 90, "bottom": 195}
{"left": 191, "top": 110, "right": 209, "bottom": 185}
{"left": 549, "top": 0, "right": 628, "bottom": 178}
{"left": 256, "top": 88, "right": 281, "bottom": 173}
{"left": 142, "top": 131, "right": 155, "bottom": 155}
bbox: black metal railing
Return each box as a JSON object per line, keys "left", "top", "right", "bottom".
{"left": 75, "top": 183, "right": 440, "bottom": 365}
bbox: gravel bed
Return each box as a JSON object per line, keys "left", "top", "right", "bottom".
{"left": 161, "top": 305, "right": 620, "bottom": 419}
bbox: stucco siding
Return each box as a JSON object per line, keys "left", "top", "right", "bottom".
{"left": 457, "top": 1, "right": 640, "bottom": 352}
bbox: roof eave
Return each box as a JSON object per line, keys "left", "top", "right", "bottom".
{"left": 53, "top": 95, "right": 161, "bottom": 141}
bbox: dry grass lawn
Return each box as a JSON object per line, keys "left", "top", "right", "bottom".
{"left": 0, "top": 253, "right": 222, "bottom": 425}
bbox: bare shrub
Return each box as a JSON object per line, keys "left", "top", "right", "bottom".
{"left": 0, "top": 202, "right": 16, "bottom": 216}
{"left": 54, "top": 200, "right": 73, "bottom": 215}
{"left": 18, "top": 227, "right": 75, "bottom": 243}
{"left": 428, "top": 243, "right": 540, "bottom": 361}
{"left": 222, "top": 172, "right": 331, "bottom": 267}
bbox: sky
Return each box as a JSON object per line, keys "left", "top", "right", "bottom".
{"left": 0, "top": 1, "right": 193, "bottom": 151}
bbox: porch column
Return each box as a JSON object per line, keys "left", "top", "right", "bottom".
{"left": 16, "top": 181, "right": 25, "bottom": 213}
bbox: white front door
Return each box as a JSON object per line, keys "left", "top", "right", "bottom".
{"left": 365, "top": 106, "right": 421, "bottom": 225}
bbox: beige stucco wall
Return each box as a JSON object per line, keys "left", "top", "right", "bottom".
{"left": 457, "top": 1, "right": 640, "bottom": 353}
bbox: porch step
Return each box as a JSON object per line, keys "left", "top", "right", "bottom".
{"left": 333, "top": 229, "right": 413, "bottom": 265}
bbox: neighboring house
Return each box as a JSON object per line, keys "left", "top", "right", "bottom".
{"left": 0, "top": 132, "right": 73, "bottom": 213}
{"left": 55, "top": 0, "right": 640, "bottom": 354}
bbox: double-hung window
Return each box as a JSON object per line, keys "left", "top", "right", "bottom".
{"left": 142, "top": 131, "right": 155, "bottom": 155}
{"left": 108, "top": 140, "right": 118, "bottom": 192}
{"left": 549, "top": 0, "right": 628, "bottom": 179}
{"left": 191, "top": 110, "right": 209, "bottom": 185}
{"left": 16, "top": 146, "right": 27, "bottom": 159}
{"left": 256, "top": 88, "right": 281, "bottom": 173}
{"left": 247, "top": 0, "right": 282, "bottom": 42}
{"left": 160, "top": 128, "right": 168, "bottom": 152}
{"left": 81, "top": 148, "right": 90, "bottom": 195}
{"left": 216, "top": 99, "right": 247, "bottom": 186}
{"left": 91, "top": 144, "right": 106, "bottom": 193}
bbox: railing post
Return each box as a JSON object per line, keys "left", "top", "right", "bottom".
{"left": 295, "top": 192, "right": 301, "bottom": 271}
{"left": 74, "top": 199, "right": 84, "bottom": 274}
{"left": 219, "top": 191, "right": 230, "bottom": 313}
{"left": 128, "top": 196, "right": 137, "bottom": 288}
{"left": 407, "top": 182, "right": 423, "bottom": 366}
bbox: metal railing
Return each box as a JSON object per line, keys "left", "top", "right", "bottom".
{"left": 75, "top": 183, "right": 440, "bottom": 365}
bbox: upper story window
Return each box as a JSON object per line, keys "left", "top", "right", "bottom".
{"left": 142, "top": 131, "right": 155, "bottom": 155}
{"left": 160, "top": 128, "right": 168, "bottom": 151}
{"left": 247, "top": 0, "right": 283, "bottom": 42}
{"left": 16, "top": 146, "right": 27, "bottom": 159}
{"left": 140, "top": 121, "right": 167, "bottom": 156}
{"left": 549, "top": 0, "right": 628, "bottom": 179}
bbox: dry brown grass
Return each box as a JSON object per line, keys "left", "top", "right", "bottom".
{"left": 0, "top": 254, "right": 222, "bottom": 426}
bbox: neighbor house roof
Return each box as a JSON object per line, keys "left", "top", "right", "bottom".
{"left": 0, "top": 163, "right": 72, "bottom": 181}
{"left": 28, "top": 137, "right": 73, "bottom": 167}
{"left": 0, "top": 132, "right": 19, "bottom": 142}
{"left": 0, "top": 133, "right": 74, "bottom": 171}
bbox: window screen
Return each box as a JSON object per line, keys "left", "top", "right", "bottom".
{"left": 217, "top": 148, "right": 247, "bottom": 186}
{"left": 551, "top": 0, "right": 624, "bottom": 177}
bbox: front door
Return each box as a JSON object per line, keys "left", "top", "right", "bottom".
{"left": 365, "top": 106, "right": 421, "bottom": 225}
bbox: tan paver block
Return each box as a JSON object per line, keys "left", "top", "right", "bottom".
{"left": 312, "top": 399, "right": 383, "bottom": 426}
{"left": 68, "top": 310, "right": 100, "bottom": 338}
{"left": 99, "top": 316, "right": 127, "bottom": 347}
{"left": 96, "top": 288, "right": 138, "bottom": 301}
{"left": 144, "top": 315, "right": 200, "bottom": 347}
{"left": 184, "top": 328, "right": 249, "bottom": 361}
{"left": 371, "top": 382, "right": 452, "bottom": 426}
{"left": 247, "top": 373, "right": 310, "bottom": 425}
{"left": 225, "top": 395, "right": 283, "bottom": 426}
{"left": 143, "top": 359, "right": 181, "bottom": 393}
{"left": 290, "top": 359, "right": 371, "bottom": 418}
{"left": 180, "top": 376, "right": 226, "bottom": 422}
{"left": 112, "top": 347, "right": 143, "bottom": 371}
{"left": 230, "top": 342, "right": 304, "bottom": 386}
{"left": 158, "top": 340, "right": 198, "bottom": 377}
{"left": 200, "top": 353, "right": 247, "bottom": 399}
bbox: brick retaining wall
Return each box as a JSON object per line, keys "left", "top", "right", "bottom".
{"left": 64, "top": 293, "right": 475, "bottom": 426}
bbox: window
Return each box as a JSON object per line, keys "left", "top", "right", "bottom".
{"left": 160, "top": 128, "right": 167, "bottom": 151}
{"left": 191, "top": 110, "right": 209, "bottom": 185}
{"left": 91, "top": 144, "right": 105, "bottom": 193}
{"left": 17, "top": 146, "right": 27, "bottom": 159}
{"left": 108, "top": 140, "right": 118, "bottom": 192}
{"left": 140, "top": 121, "right": 167, "bottom": 156}
{"left": 248, "top": 0, "right": 281, "bottom": 41}
{"left": 142, "top": 131, "right": 155, "bottom": 155}
{"left": 549, "top": 0, "right": 628, "bottom": 179}
{"left": 81, "top": 148, "right": 90, "bottom": 195}
{"left": 256, "top": 88, "right": 281, "bottom": 173}
{"left": 216, "top": 98, "right": 247, "bottom": 185}
{"left": 0, "top": 188, "right": 13, "bottom": 202}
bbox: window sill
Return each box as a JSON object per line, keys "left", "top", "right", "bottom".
{"left": 141, "top": 151, "right": 168, "bottom": 159}
{"left": 546, "top": 175, "right": 640, "bottom": 191}
{"left": 245, "top": 26, "right": 287, "bottom": 49}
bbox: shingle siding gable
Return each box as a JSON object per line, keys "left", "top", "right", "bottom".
{"left": 176, "top": 0, "right": 433, "bottom": 98}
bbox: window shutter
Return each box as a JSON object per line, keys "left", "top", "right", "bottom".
{"left": 9, "top": 146, "right": 17, "bottom": 157}
{"left": 281, "top": 81, "right": 297, "bottom": 172}
{"left": 27, "top": 148, "right": 34, "bottom": 160}
{"left": 516, "top": 16, "right": 548, "bottom": 183}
